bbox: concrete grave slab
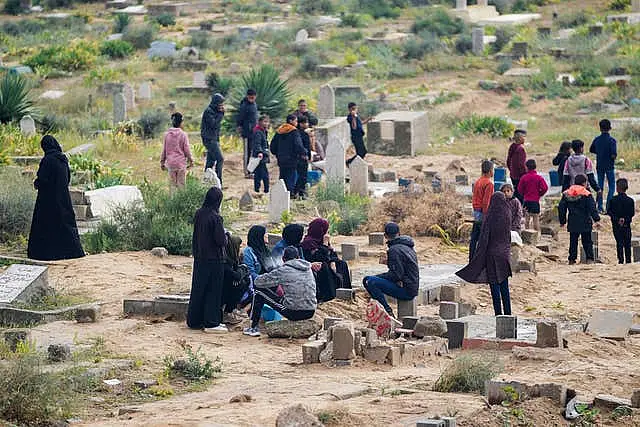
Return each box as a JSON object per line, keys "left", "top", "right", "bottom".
{"left": 586, "top": 310, "right": 633, "bottom": 339}
{"left": 366, "top": 111, "right": 429, "bottom": 157}
{"left": 40, "top": 90, "right": 66, "bottom": 100}
{"left": 0, "top": 265, "right": 49, "bottom": 306}
{"left": 84, "top": 185, "right": 143, "bottom": 220}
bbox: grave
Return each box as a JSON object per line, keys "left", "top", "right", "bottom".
{"left": 113, "top": 5, "right": 146, "bottom": 14}
{"left": 369, "top": 232, "right": 385, "bottom": 246}
{"left": 193, "top": 71, "right": 206, "bottom": 88}
{"left": 295, "top": 29, "right": 308, "bottom": 44}
{"left": 349, "top": 156, "right": 369, "bottom": 196}
{"left": 40, "top": 90, "right": 66, "bottom": 100}
{"left": 325, "top": 138, "right": 346, "bottom": 189}
{"left": 268, "top": 180, "right": 290, "bottom": 222}
{"left": 147, "top": 41, "right": 177, "bottom": 59}
{"left": 366, "top": 111, "right": 429, "bottom": 157}
{"left": 84, "top": 185, "right": 143, "bottom": 220}
{"left": 147, "top": 1, "right": 189, "bottom": 16}
{"left": 512, "top": 42, "right": 528, "bottom": 58}
{"left": 113, "top": 92, "right": 126, "bottom": 124}
{"left": 20, "top": 115, "right": 36, "bottom": 136}
{"left": 586, "top": 310, "right": 633, "bottom": 339}
{"left": 123, "top": 84, "right": 136, "bottom": 110}
{"left": 0, "top": 264, "right": 50, "bottom": 306}
{"left": 67, "top": 143, "right": 96, "bottom": 156}
{"left": 138, "top": 81, "right": 152, "bottom": 100}
{"left": 496, "top": 315, "right": 517, "bottom": 339}
{"left": 318, "top": 84, "right": 335, "bottom": 120}
{"left": 106, "top": 0, "right": 129, "bottom": 9}
{"left": 124, "top": 296, "right": 189, "bottom": 320}
{"left": 472, "top": 27, "right": 484, "bottom": 55}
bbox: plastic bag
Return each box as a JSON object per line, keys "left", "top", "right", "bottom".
{"left": 203, "top": 168, "right": 221, "bottom": 188}
{"left": 247, "top": 157, "right": 261, "bottom": 173}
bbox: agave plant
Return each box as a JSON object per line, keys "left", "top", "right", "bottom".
{"left": 228, "top": 65, "right": 291, "bottom": 122}
{"left": 0, "top": 72, "right": 36, "bottom": 125}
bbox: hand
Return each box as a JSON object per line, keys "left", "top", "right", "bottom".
{"left": 323, "top": 234, "right": 330, "bottom": 246}
{"left": 311, "top": 262, "right": 322, "bottom": 272}
{"left": 258, "top": 153, "right": 263, "bottom": 159}
{"left": 161, "top": 164, "right": 166, "bottom": 171}
{"left": 618, "top": 218, "right": 625, "bottom": 226}
{"left": 594, "top": 221, "right": 601, "bottom": 229}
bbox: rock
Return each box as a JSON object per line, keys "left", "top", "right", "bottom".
{"left": 275, "top": 404, "right": 323, "bottom": 427}
{"left": 47, "top": 344, "right": 71, "bottom": 362}
{"left": 535, "top": 321, "right": 562, "bottom": 348}
{"left": 317, "top": 200, "right": 340, "bottom": 217}
{"left": 521, "top": 229, "right": 540, "bottom": 245}
{"left": 413, "top": 316, "right": 447, "bottom": 338}
{"left": 4, "top": 330, "right": 30, "bottom": 351}
{"left": 133, "top": 379, "right": 158, "bottom": 389}
{"left": 319, "top": 341, "right": 333, "bottom": 363}
{"left": 239, "top": 191, "right": 254, "bottom": 211}
{"left": 302, "top": 340, "right": 327, "bottom": 364}
{"left": 363, "top": 344, "right": 391, "bottom": 364}
{"left": 75, "top": 305, "right": 101, "bottom": 323}
{"left": 151, "top": 247, "right": 169, "bottom": 257}
{"left": 118, "top": 406, "right": 142, "bottom": 416}
{"left": 323, "top": 317, "right": 342, "bottom": 330}
{"left": 264, "top": 319, "right": 321, "bottom": 339}
{"left": 229, "top": 394, "right": 252, "bottom": 403}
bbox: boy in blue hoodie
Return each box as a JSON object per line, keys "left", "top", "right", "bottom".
{"left": 589, "top": 119, "right": 617, "bottom": 213}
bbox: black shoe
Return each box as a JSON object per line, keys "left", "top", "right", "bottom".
{"left": 568, "top": 260, "right": 576, "bottom": 265}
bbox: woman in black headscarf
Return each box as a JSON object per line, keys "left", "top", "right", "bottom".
{"left": 456, "top": 191, "right": 513, "bottom": 316}
{"left": 27, "top": 135, "right": 85, "bottom": 261}
{"left": 187, "top": 187, "right": 228, "bottom": 332}
{"left": 221, "top": 233, "right": 249, "bottom": 325}
{"left": 242, "top": 225, "right": 276, "bottom": 283}
{"left": 271, "top": 223, "right": 305, "bottom": 264}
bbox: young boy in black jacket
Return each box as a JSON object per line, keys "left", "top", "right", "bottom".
{"left": 294, "top": 116, "right": 312, "bottom": 200}
{"left": 252, "top": 114, "right": 270, "bottom": 193}
{"left": 607, "top": 178, "right": 635, "bottom": 264}
{"left": 558, "top": 174, "right": 600, "bottom": 264}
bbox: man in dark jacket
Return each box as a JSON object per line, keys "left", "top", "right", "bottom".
{"left": 363, "top": 223, "right": 420, "bottom": 318}
{"left": 589, "top": 119, "right": 617, "bottom": 213}
{"left": 200, "top": 93, "right": 225, "bottom": 185}
{"left": 237, "top": 88, "right": 259, "bottom": 177}
{"left": 294, "top": 116, "right": 312, "bottom": 199}
{"left": 292, "top": 99, "right": 318, "bottom": 127}
{"left": 607, "top": 178, "right": 635, "bottom": 264}
{"left": 558, "top": 174, "right": 600, "bottom": 264}
{"left": 251, "top": 114, "right": 270, "bottom": 193}
{"left": 270, "top": 114, "right": 306, "bottom": 194}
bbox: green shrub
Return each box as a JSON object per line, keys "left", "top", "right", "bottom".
{"left": 295, "top": 0, "right": 334, "bottom": 14}
{"left": 557, "top": 11, "right": 589, "bottom": 28}
{"left": 525, "top": 59, "right": 577, "bottom": 99}
{"left": 205, "top": 73, "right": 233, "bottom": 97}
{"left": 433, "top": 355, "right": 500, "bottom": 393}
{"left": 575, "top": 63, "right": 605, "bottom": 87}
{"left": 609, "top": 0, "right": 630, "bottom": 10}
{"left": 24, "top": 41, "right": 99, "bottom": 72}
{"left": 507, "top": 93, "right": 523, "bottom": 109}
{"left": 454, "top": 34, "right": 473, "bottom": 54}
{"left": 3, "top": 0, "right": 22, "bottom": 15}
{"left": 314, "top": 181, "right": 370, "bottom": 235}
{"left": 113, "top": 13, "right": 130, "bottom": 33}
{"left": 228, "top": 64, "right": 291, "bottom": 122}
{"left": 99, "top": 40, "right": 134, "bottom": 59}
{"left": 412, "top": 8, "right": 465, "bottom": 36}
{"left": 68, "top": 154, "right": 131, "bottom": 189}
{"left": 164, "top": 343, "right": 222, "bottom": 381}
{"left": 0, "top": 167, "right": 36, "bottom": 242}
{"left": 492, "top": 26, "right": 515, "bottom": 52}
{"left": 497, "top": 59, "right": 511, "bottom": 74}
{"left": 339, "top": 13, "right": 368, "bottom": 28}
{"left": 299, "top": 53, "right": 322, "bottom": 74}
{"left": 456, "top": 115, "right": 515, "bottom": 138}
{"left": 0, "top": 72, "right": 36, "bottom": 125}
{"left": 189, "top": 31, "right": 211, "bottom": 49}
{"left": 123, "top": 24, "right": 157, "bottom": 49}
{"left": 403, "top": 32, "right": 443, "bottom": 59}
{"left": 357, "top": 0, "right": 405, "bottom": 19}
{"left": 155, "top": 13, "right": 176, "bottom": 27}
{"left": 138, "top": 110, "right": 167, "bottom": 139}
{"left": 44, "top": 0, "right": 73, "bottom": 9}
{"left": 38, "top": 113, "right": 68, "bottom": 133}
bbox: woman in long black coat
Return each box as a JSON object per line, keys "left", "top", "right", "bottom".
{"left": 27, "top": 135, "right": 85, "bottom": 261}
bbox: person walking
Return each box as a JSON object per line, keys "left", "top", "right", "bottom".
{"left": 590, "top": 119, "right": 617, "bottom": 213}
{"left": 200, "top": 93, "right": 225, "bottom": 185}
{"left": 608, "top": 178, "right": 635, "bottom": 264}
{"left": 506, "top": 129, "right": 527, "bottom": 203}
{"left": 251, "top": 114, "right": 270, "bottom": 194}
{"left": 469, "top": 160, "right": 494, "bottom": 261}
{"left": 270, "top": 114, "right": 306, "bottom": 193}
{"left": 456, "top": 192, "right": 513, "bottom": 316}
{"left": 237, "top": 88, "right": 259, "bottom": 177}
{"left": 187, "top": 187, "right": 228, "bottom": 333}
{"left": 161, "top": 112, "right": 193, "bottom": 191}
{"left": 28, "top": 135, "right": 85, "bottom": 261}
{"left": 346, "top": 102, "right": 369, "bottom": 167}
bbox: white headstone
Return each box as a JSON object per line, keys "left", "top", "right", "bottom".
{"left": 113, "top": 92, "right": 127, "bottom": 124}
{"left": 123, "top": 84, "right": 135, "bottom": 110}
{"left": 295, "top": 29, "right": 309, "bottom": 43}
{"left": 40, "top": 90, "right": 66, "bottom": 100}
{"left": 138, "top": 81, "right": 152, "bottom": 100}
{"left": 477, "top": 0, "right": 488, "bottom": 6}
{"left": 318, "top": 84, "right": 335, "bottom": 121}
{"left": 193, "top": 71, "right": 206, "bottom": 88}
{"left": 472, "top": 27, "right": 485, "bottom": 55}
{"left": 326, "top": 138, "right": 345, "bottom": 190}
{"left": 633, "top": 0, "right": 640, "bottom": 12}
{"left": 0, "top": 264, "right": 49, "bottom": 305}
{"left": 349, "top": 156, "right": 368, "bottom": 197}
{"left": 84, "top": 185, "right": 143, "bottom": 220}
{"left": 268, "top": 179, "right": 290, "bottom": 222}
{"left": 19, "top": 115, "right": 36, "bottom": 136}
{"left": 456, "top": 0, "right": 467, "bottom": 10}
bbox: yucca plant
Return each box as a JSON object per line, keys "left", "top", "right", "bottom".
{"left": 113, "top": 13, "right": 130, "bottom": 34}
{"left": 0, "top": 73, "right": 36, "bottom": 124}
{"left": 205, "top": 73, "right": 233, "bottom": 97}
{"left": 228, "top": 65, "right": 291, "bottom": 122}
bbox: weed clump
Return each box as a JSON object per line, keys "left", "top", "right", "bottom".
{"left": 314, "top": 181, "right": 370, "bottom": 236}
{"left": 456, "top": 115, "right": 515, "bottom": 138}
{"left": 433, "top": 355, "right": 500, "bottom": 393}
{"left": 0, "top": 167, "right": 36, "bottom": 243}
{"left": 164, "top": 341, "right": 222, "bottom": 381}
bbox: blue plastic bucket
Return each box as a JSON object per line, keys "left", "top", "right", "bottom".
{"left": 494, "top": 167, "right": 506, "bottom": 182}
{"left": 307, "top": 170, "right": 322, "bottom": 186}
{"left": 549, "top": 170, "right": 559, "bottom": 187}
{"left": 494, "top": 181, "right": 505, "bottom": 192}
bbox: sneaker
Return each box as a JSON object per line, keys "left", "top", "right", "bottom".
{"left": 243, "top": 327, "right": 261, "bottom": 337}
{"left": 204, "top": 325, "right": 228, "bottom": 333}
{"left": 568, "top": 260, "right": 576, "bottom": 265}
{"left": 233, "top": 309, "right": 248, "bottom": 318}
{"left": 223, "top": 312, "right": 242, "bottom": 325}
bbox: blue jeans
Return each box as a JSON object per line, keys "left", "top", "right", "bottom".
{"left": 279, "top": 166, "right": 298, "bottom": 193}
{"left": 363, "top": 275, "right": 413, "bottom": 314}
{"left": 489, "top": 279, "right": 511, "bottom": 316}
{"left": 597, "top": 168, "right": 615, "bottom": 212}
{"left": 469, "top": 221, "right": 482, "bottom": 261}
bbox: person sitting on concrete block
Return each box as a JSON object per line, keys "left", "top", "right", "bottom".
{"left": 363, "top": 222, "right": 419, "bottom": 318}
{"left": 244, "top": 246, "right": 317, "bottom": 337}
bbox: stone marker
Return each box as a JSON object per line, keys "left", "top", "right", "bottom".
{"left": 318, "top": 84, "right": 335, "bottom": 120}
{"left": 586, "top": 309, "right": 633, "bottom": 339}
{"left": 325, "top": 138, "right": 346, "bottom": 187}
{"left": 631, "top": 390, "right": 640, "bottom": 408}
{"left": 413, "top": 316, "right": 447, "bottom": 338}
{"left": 295, "top": 29, "right": 309, "bottom": 43}
{"left": 496, "top": 315, "right": 517, "bottom": 339}
{"left": 520, "top": 229, "right": 540, "bottom": 245}
{"left": 589, "top": 23, "right": 603, "bottom": 36}
{"left": 472, "top": 27, "right": 484, "bottom": 55}
{"left": 398, "top": 298, "right": 417, "bottom": 318}
{"left": 512, "top": 41, "right": 528, "bottom": 58}
{"left": 402, "top": 316, "right": 419, "bottom": 330}
{"left": 341, "top": 243, "right": 359, "bottom": 261}
{"left": 48, "top": 344, "right": 71, "bottom": 362}
{"left": 151, "top": 247, "right": 169, "bottom": 257}
{"left": 455, "top": 0, "right": 466, "bottom": 10}
{"left": 535, "top": 320, "right": 561, "bottom": 348}
{"left": 634, "top": 0, "right": 640, "bottom": 12}
{"left": 19, "top": 115, "right": 36, "bottom": 136}
{"left": 538, "top": 27, "right": 551, "bottom": 37}
{"left": 123, "top": 84, "right": 135, "bottom": 110}
{"left": 446, "top": 320, "right": 468, "bottom": 349}
{"left": 193, "top": 71, "right": 206, "bottom": 88}
{"left": 75, "top": 305, "right": 101, "bottom": 323}
{"left": 349, "top": 156, "right": 369, "bottom": 197}
{"left": 323, "top": 317, "right": 342, "bottom": 330}
{"left": 264, "top": 319, "right": 321, "bottom": 339}
{"left": 0, "top": 264, "right": 49, "bottom": 306}
{"left": 439, "top": 285, "right": 460, "bottom": 302}
{"left": 239, "top": 191, "right": 254, "bottom": 211}
{"left": 332, "top": 323, "right": 355, "bottom": 359}
{"left": 369, "top": 232, "right": 385, "bottom": 245}
{"left": 302, "top": 340, "right": 327, "bottom": 364}
{"left": 441, "top": 417, "right": 456, "bottom": 427}
{"left": 268, "top": 180, "right": 290, "bottom": 222}
{"left": 439, "top": 301, "right": 458, "bottom": 320}
{"left": 335, "top": 288, "right": 355, "bottom": 302}
{"left": 458, "top": 302, "right": 476, "bottom": 317}
{"left": 113, "top": 92, "right": 126, "bottom": 124}
{"left": 138, "top": 81, "right": 152, "bottom": 100}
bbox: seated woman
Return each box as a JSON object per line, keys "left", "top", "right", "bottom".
{"left": 271, "top": 223, "right": 305, "bottom": 263}
{"left": 244, "top": 247, "right": 317, "bottom": 337}
{"left": 241, "top": 225, "right": 277, "bottom": 307}
{"left": 221, "top": 232, "right": 250, "bottom": 325}
{"left": 301, "top": 218, "right": 351, "bottom": 303}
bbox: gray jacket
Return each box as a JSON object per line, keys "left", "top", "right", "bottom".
{"left": 254, "top": 259, "right": 317, "bottom": 311}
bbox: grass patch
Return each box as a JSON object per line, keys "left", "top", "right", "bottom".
{"left": 163, "top": 340, "right": 222, "bottom": 381}
{"left": 0, "top": 166, "right": 36, "bottom": 244}
{"left": 314, "top": 180, "right": 370, "bottom": 236}
{"left": 456, "top": 115, "right": 514, "bottom": 138}
{"left": 433, "top": 355, "right": 500, "bottom": 394}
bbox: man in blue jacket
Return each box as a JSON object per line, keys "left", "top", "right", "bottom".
{"left": 589, "top": 119, "right": 617, "bottom": 213}
{"left": 363, "top": 223, "right": 420, "bottom": 318}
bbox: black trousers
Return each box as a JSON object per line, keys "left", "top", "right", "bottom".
{"left": 250, "top": 287, "right": 315, "bottom": 328}
{"left": 187, "top": 260, "right": 224, "bottom": 329}
{"left": 222, "top": 264, "right": 247, "bottom": 313}
{"left": 613, "top": 225, "right": 632, "bottom": 264}
{"left": 568, "top": 231, "right": 594, "bottom": 262}
{"left": 204, "top": 141, "right": 224, "bottom": 185}
{"left": 346, "top": 135, "right": 367, "bottom": 166}
{"left": 253, "top": 162, "right": 269, "bottom": 193}
{"left": 469, "top": 221, "right": 482, "bottom": 261}
{"left": 294, "top": 160, "right": 309, "bottom": 196}
{"left": 511, "top": 178, "right": 523, "bottom": 204}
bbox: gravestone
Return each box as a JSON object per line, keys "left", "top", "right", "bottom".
{"left": 147, "top": 40, "right": 177, "bottom": 59}
{"left": 0, "top": 264, "right": 50, "bottom": 306}
{"left": 586, "top": 310, "right": 633, "bottom": 339}
{"left": 512, "top": 42, "right": 528, "bottom": 58}
{"left": 239, "top": 191, "right": 254, "bottom": 211}
{"left": 634, "top": 0, "right": 640, "bottom": 13}
{"left": 455, "top": 0, "right": 466, "bottom": 10}
{"left": 472, "top": 27, "right": 484, "bottom": 55}
{"left": 19, "top": 115, "right": 36, "bottom": 136}
{"left": 113, "top": 92, "right": 127, "bottom": 124}
{"left": 268, "top": 180, "right": 290, "bottom": 222}
{"left": 193, "top": 71, "right": 206, "bottom": 88}
{"left": 138, "top": 81, "right": 152, "bottom": 100}
{"left": 318, "top": 84, "right": 335, "bottom": 120}
{"left": 295, "top": 29, "right": 309, "bottom": 43}
{"left": 325, "top": 138, "right": 345, "bottom": 189}
{"left": 349, "top": 156, "right": 368, "bottom": 197}
{"left": 123, "top": 84, "right": 135, "bottom": 110}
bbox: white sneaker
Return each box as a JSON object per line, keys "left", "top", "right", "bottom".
{"left": 204, "top": 325, "right": 228, "bottom": 333}
{"left": 243, "top": 327, "right": 261, "bottom": 337}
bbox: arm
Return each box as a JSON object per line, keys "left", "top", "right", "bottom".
{"left": 516, "top": 148, "right": 527, "bottom": 177}
{"left": 517, "top": 177, "right": 525, "bottom": 197}
{"left": 236, "top": 103, "right": 245, "bottom": 129}
{"left": 539, "top": 176, "right": 548, "bottom": 197}
{"left": 481, "top": 182, "right": 493, "bottom": 214}
{"left": 348, "top": 114, "right": 357, "bottom": 130}
{"left": 251, "top": 132, "right": 262, "bottom": 157}
{"left": 558, "top": 197, "right": 567, "bottom": 225}
{"left": 589, "top": 138, "right": 597, "bottom": 155}
{"left": 552, "top": 153, "right": 562, "bottom": 166}
{"left": 270, "top": 134, "right": 279, "bottom": 156}
{"left": 587, "top": 172, "right": 600, "bottom": 192}
{"left": 611, "top": 137, "right": 617, "bottom": 160}
{"left": 254, "top": 267, "right": 282, "bottom": 289}
{"left": 160, "top": 137, "right": 167, "bottom": 168}
{"left": 243, "top": 248, "right": 260, "bottom": 281}
{"left": 182, "top": 133, "right": 193, "bottom": 166}
{"left": 588, "top": 196, "right": 600, "bottom": 223}
{"left": 378, "top": 249, "right": 404, "bottom": 284}
{"left": 294, "top": 132, "right": 306, "bottom": 157}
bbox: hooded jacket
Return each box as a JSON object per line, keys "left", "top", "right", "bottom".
{"left": 161, "top": 127, "right": 193, "bottom": 170}
{"left": 589, "top": 133, "right": 617, "bottom": 172}
{"left": 201, "top": 94, "right": 224, "bottom": 146}
{"left": 236, "top": 97, "right": 259, "bottom": 138}
{"left": 192, "top": 187, "right": 226, "bottom": 260}
{"left": 270, "top": 123, "right": 306, "bottom": 168}
{"left": 377, "top": 236, "right": 420, "bottom": 297}
{"left": 251, "top": 123, "right": 270, "bottom": 164}
{"left": 254, "top": 258, "right": 317, "bottom": 311}
{"left": 558, "top": 185, "right": 600, "bottom": 233}
{"left": 562, "top": 154, "right": 600, "bottom": 191}
{"left": 507, "top": 142, "right": 527, "bottom": 181}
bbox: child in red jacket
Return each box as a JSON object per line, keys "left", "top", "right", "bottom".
{"left": 517, "top": 159, "right": 548, "bottom": 231}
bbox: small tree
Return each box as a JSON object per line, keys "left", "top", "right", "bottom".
{"left": 228, "top": 65, "right": 291, "bottom": 123}
{"left": 0, "top": 72, "right": 36, "bottom": 124}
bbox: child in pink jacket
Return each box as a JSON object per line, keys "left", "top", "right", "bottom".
{"left": 517, "top": 159, "right": 548, "bottom": 231}
{"left": 161, "top": 112, "right": 193, "bottom": 189}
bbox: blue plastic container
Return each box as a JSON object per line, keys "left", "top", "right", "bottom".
{"left": 307, "top": 170, "right": 322, "bottom": 186}
{"left": 494, "top": 181, "right": 505, "bottom": 192}
{"left": 549, "top": 170, "right": 559, "bottom": 187}
{"left": 261, "top": 304, "right": 283, "bottom": 322}
{"left": 494, "top": 167, "right": 507, "bottom": 182}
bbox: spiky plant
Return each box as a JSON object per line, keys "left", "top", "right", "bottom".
{"left": 205, "top": 73, "right": 233, "bottom": 97}
{"left": 0, "top": 73, "right": 36, "bottom": 124}
{"left": 228, "top": 65, "right": 291, "bottom": 122}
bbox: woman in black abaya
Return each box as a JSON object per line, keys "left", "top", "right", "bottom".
{"left": 27, "top": 135, "right": 85, "bottom": 261}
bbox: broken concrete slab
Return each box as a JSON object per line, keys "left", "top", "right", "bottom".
{"left": 414, "top": 316, "right": 447, "bottom": 338}
{"left": 302, "top": 340, "right": 327, "bottom": 364}
{"left": 594, "top": 394, "right": 632, "bottom": 411}
{"left": 586, "top": 310, "right": 633, "bottom": 339}
{"left": 332, "top": 323, "right": 355, "bottom": 360}
{"left": 84, "top": 185, "right": 143, "bottom": 220}
{"left": 0, "top": 304, "right": 99, "bottom": 327}
{"left": 486, "top": 380, "right": 567, "bottom": 406}
{"left": 535, "top": 320, "right": 562, "bottom": 348}
{"left": 323, "top": 317, "right": 343, "bottom": 330}
{"left": 264, "top": 319, "right": 322, "bottom": 339}
{"left": 335, "top": 288, "right": 356, "bottom": 302}
{"left": 363, "top": 344, "right": 391, "bottom": 364}
{"left": 0, "top": 264, "right": 50, "bottom": 306}
{"left": 123, "top": 298, "right": 188, "bottom": 321}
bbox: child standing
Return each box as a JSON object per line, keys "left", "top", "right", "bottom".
{"left": 506, "top": 129, "right": 527, "bottom": 203}
{"left": 161, "top": 112, "right": 193, "bottom": 190}
{"left": 590, "top": 119, "right": 618, "bottom": 213}
{"left": 607, "top": 178, "right": 635, "bottom": 264}
{"left": 294, "top": 116, "right": 312, "bottom": 200}
{"left": 552, "top": 141, "right": 572, "bottom": 184}
{"left": 470, "top": 160, "right": 494, "bottom": 261}
{"left": 500, "top": 183, "right": 523, "bottom": 232}
{"left": 563, "top": 139, "right": 600, "bottom": 193}
{"left": 517, "top": 159, "right": 548, "bottom": 231}
{"left": 345, "top": 102, "right": 369, "bottom": 167}
{"left": 252, "top": 114, "right": 270, "bottom": 194}
{"left": 558, "top": 174, "right": 600, "bottom": 264}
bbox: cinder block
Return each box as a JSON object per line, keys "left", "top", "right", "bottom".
{"left": 335, "top": 288, "right": 355, "bottom": 302}
{"left": 387, "top": 346, "right": 401, "bottom": 366}
{"left": 323, "top": 317, "right": 343, "bottom": 330}
{"left": 496, "top": 315, "right": 517, "bottom": 339}
{"left": 363, "top": 344, "right": 391, "bottom": 364}
{"left": 402, "top": 316, "right": 420, "bottom": 330}
{"left": 535, "top": 321, "right": 561, "bottom": 348}
{"left": 440, "top": 285, "right": 460, "bottom": 302}
{"left": 416, "top": 420, "right": 445, "bottom": 427}
{"left": 439, "top": 302, "right": 458, "bottom": 320}
{"left": 397, "top": 298, "right": 417, "bottom": 318}
{"left": 458, "top": 302, "right": 476, "bottom": 317}
{"left": 521, "top": 229, "right": 540, "bottom": 245}
{"left": 446, "top": 320, "right": 468, "bottom": 349}
{"left": 341, "top": 243, "right": 359, "bottom": 261}
{"left": 302, "top": 340, "right": 327, "bottom": 364}
{"left": 332, "top": 324, "right": 355, "bottom": 360}
{"left": 442, "top": 417, "right": 456, "bottom": 427}
{"left": 369, "top": 232, "right": 385, "bottom": 245}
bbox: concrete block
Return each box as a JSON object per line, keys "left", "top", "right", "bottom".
{"left": 496, "top": 315, "right": 517, "bottom": 339}
{"left": 69, "top": 189, "right": 86, "bottom": 205}
{"left": 520, "top": 229, "right": 540, "bottom": 245}
{"left": 516, "top": 260, "right": 536, "bottom": 273}
{"left": 634, "top": 246, "right": 640, "bottom": 262}
{"left": 587, "top": 310, "right": 633, "bottom": 339}
{"left": 631, "top": 390, "right": 640, "bottom": 408}
{"left": 363, "top": 344, "right": 391, "bottom": 364}
{"left": 73, "top": 204, "right": 93, "bottom": 220}
{"left": 427, "top": 286, "right": 441, "bottom": 303}
{"left": 369, "top": 232, "right": 385, "bottom": 245}
{"left": 332, "top": 324, "right": 355, "bottom": 360}
{"left": 416, "top": 421, "right": 445, "bottom": 427}
{"left": 535, "top": 321, "right": 562, "bottom": 348}
{"left": 458, "top": 302, "right": 476, "bottom": 317}
{"left": 323, "top": 317, "right": 343, "bottom": 330}
{"left": 335, "top": 288, "right": 355, "bottom": 302}
{"left": 442, "top": 417, "right": 456, "bottom": 427}
{"left": 537, "top": 383, "right": 567, "bottom": 406}
{"left": 302, "top": 340, "right": 327, "bottom": 364}
{"left": 402, "top": 316, "right": 420, "bottom": 330}
{"left": 341, "top": 243, "right": 359, "bottom": 261}
{"left": 446, "top": 320, "right": 468, "bottom": 349}
{"left": 594, "top": 394, "right": 632, "bottom": 411}
{"left": 400, "top": 342, "right": 416, "bottom": 365}
{"left": 364, "top": 328, "right": 379, "bottom": 347}
{"left": 47, "top": 344, "right": 71, "bottom": 362}
{"left": 75, "top": 305, "right": 101, "bottom": 323}
{"left": 440, "top": 285, "right": 460, "bottom": 302}
{"left": 439, "top": 302, "right": 458, "bottom": 320}
{"left": 387, "top": 346, "right": 401, "bottom": 366}
{"left": 397, "top": 298, "right": 417, "bottom": 318}
{"left": 123, "top": 299, "right": 188, "bottom": 321}
{"left": 354, "top": 330, "right": 363, "bottom": 357}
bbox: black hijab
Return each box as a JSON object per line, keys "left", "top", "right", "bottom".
{"left": 225, "top": 233, "right": 242, "bottom": 266}
{"left": 41, "top": 135, "right": 68, "bottom": 163}
{"left": 247, "top": 225, "right": 270, "bottom": 266}
{"left": 282, "top": 223, "right": 304, "bottom": 247}
{"left": 202, "top": 187, "right": 223, "bottom": 212}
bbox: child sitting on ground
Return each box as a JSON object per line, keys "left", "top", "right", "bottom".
{"left": 517, "top": 159, "right": 548, "bottom": 231}
{"left": 607, "top": 178, "right": 635, "bottom": 264}
{"left": 500, "top": 183, "right": 523, "bottom": 232}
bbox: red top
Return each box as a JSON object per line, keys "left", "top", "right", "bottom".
{"left": 507, "top": 143, "right": 527, "bottom": 180}
{"left": 517, "top": 170, "right": 549, "bottom": 203}
{"left": 472, "top": 175, "right": 494, "bottom": 214}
